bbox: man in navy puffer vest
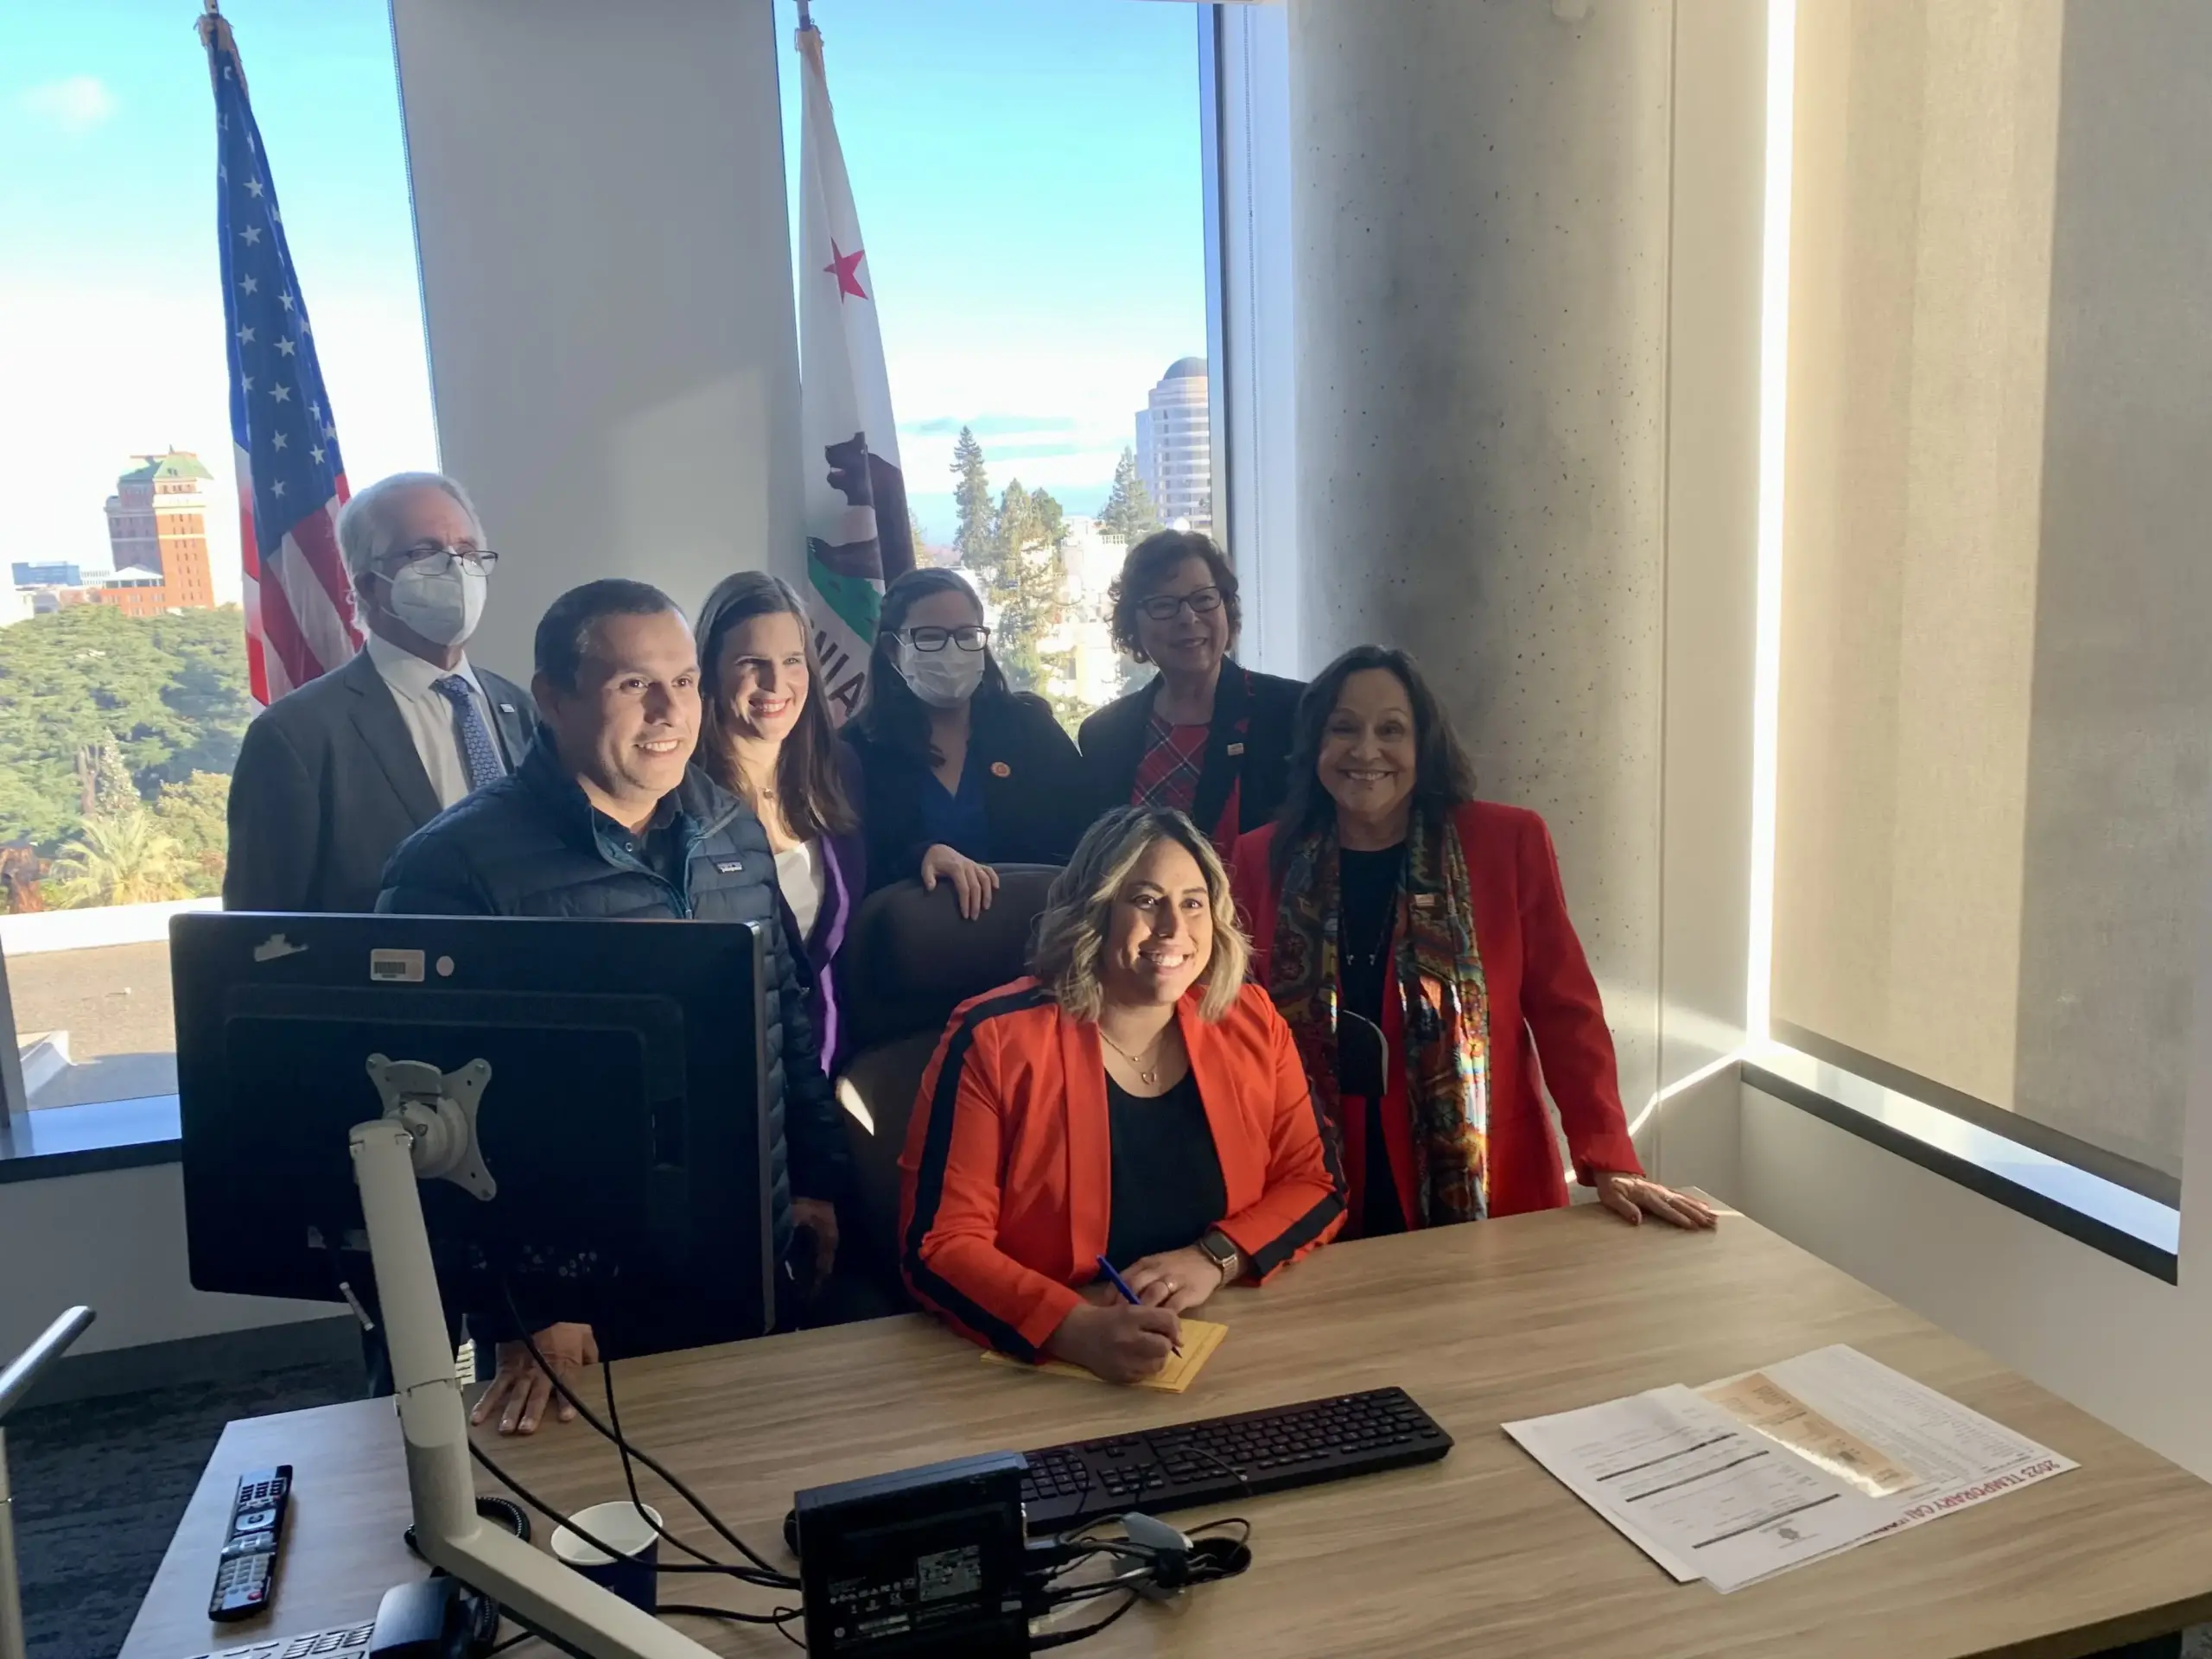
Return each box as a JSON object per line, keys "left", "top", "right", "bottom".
{"left": 378, "top": 578, "right": 851, "bottom": 1434}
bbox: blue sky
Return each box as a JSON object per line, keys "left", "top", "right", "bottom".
{"left": 0, "top": 0, "right": 1204, "bottom": 589}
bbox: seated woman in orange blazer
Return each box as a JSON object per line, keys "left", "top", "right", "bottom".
{"left": 901, "top": 804, "right": 1345, "bottom": 1383}
{"left": 1229, "top": 645, "right": 1717, "bottom": 1238}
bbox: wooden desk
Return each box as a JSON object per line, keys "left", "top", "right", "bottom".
{"left": 121, "top": 1209, "right": 2212, "bottom": 1658}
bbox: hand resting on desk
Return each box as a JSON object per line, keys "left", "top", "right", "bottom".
{"left": 1592, "top": 1172, "right": 1718, "bottom": 1231}
{"left": 471, "top": 1320, "right": 598, "bottom": 1436}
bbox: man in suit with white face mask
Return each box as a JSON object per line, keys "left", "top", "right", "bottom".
{"left": 225, "top": 471, "right": 533, "bottom": 914}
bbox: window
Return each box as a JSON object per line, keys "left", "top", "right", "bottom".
{"left": 1766, "top": 3, "right": 2209, "bottom": 1205}
{"left": 0, "top": 5, "right": 435, "bottom": 1111}
{"left": 772, "top": 0, "right": 1209, "bottom": 730}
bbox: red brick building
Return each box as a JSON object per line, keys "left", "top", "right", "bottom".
{"left": 93, "top": 450, "right": 218, "bottom": 612}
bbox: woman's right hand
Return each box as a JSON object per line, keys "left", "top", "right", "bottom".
{"left": 919, "top": 843, "right": 999, "bottom": 920}
{"left": 1046, "top": 1301, "right": 1182, "bottom": 1384}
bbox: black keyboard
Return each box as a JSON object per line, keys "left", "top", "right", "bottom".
{"left": 1017, "top": 1385, "right": 1452, "bottom": 1535}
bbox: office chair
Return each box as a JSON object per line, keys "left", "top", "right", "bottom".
{"left": 834, "top": 867, "right": 1059, "bottom": 1306}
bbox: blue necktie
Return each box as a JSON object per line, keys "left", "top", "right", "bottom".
{"left": 434, "top": 675, "right": 505, "bottom": 793}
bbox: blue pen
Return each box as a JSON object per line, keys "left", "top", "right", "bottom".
{"left": 1096, "top": 1254, "right": 1181, "bottom": 1355}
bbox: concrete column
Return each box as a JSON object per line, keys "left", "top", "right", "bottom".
{"left": 389, "top": 0, "right": 800, "bottom": 683}
{"left": 1287, "top": 0, "right": 1675, "bottom": 1104}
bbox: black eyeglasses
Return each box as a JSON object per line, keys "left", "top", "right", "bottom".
{"left": 385, "top": 543, "right": 499, "bottom": 576}
{"left": 903, "top": 625, "right": 990, "bottom": 652}
{"left": 1138, "top": 587, "right": 1223, "bottom": 622}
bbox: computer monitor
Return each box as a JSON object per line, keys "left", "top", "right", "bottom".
{"left": 173, "top": 912, "right": 779, "bottom": 1353}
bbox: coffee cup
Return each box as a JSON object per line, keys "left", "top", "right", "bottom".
{"left": 550, "top": 1501, "right": 662, "bottom": 1612}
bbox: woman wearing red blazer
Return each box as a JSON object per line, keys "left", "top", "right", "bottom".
{"left": 1229, "top": 646, "right": 1715, "bottom": 1237}
{"left": 901, "top": 804, "right": 1345, "bottom": 1383}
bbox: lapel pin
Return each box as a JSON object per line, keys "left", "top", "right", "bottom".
{"left": 1226, "top": 742, "right": 1245, "bottom": 757}
{"left": 990, "top": 761, "right": 1012, "bottom": 778}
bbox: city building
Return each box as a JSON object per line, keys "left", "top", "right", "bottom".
{"left": 54, "top": 569, "right": 173, "bottom": 619}
{"left": 92, "top": 450, "right": 219, "bottom": 613}
{"left": 10, "top": 562, "right": 80, "bottom": 589}
{"left": 1135, "top": 356, "right": 1212, "bottom": 533}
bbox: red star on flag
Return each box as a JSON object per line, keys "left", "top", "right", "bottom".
{"left": 826, "top": 239, "right": 868, "bottom": 302}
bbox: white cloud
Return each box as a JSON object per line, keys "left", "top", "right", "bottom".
{"left": 17, "top": 75, "right": 118, "bottom": 133}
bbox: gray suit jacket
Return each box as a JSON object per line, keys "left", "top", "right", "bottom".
{"left": 223, "top": 646, "right": 533, "bottom": 914}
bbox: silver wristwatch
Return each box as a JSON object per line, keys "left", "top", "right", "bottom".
{"left": 1198, "top": 1228, "right": 1241, "bottom": 1285}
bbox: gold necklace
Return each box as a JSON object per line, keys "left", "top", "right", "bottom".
{"left": 1100, "top": 1028, "right": 1166, "bottom": 1087}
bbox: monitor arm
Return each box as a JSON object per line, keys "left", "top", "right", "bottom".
{"left": 351, "top": 1098, "right": 716, "bottom": 1659}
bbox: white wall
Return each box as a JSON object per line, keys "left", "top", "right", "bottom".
{"left": 1644, "top": 0, "right": 1766, "bottom": 1196}
{"left": 388, "top": 0, "right": 802, "bottom": 683}
{"left": 0, "top": 1163, "right": 336, "bottom": 1363}
{"left": 1738, "top": 1073, "right": 2212, "bottom": 1478}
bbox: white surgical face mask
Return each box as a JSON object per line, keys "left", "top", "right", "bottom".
{"left": 386, "top": 560, "right": 488, "bottom": 647}
{"left": 895, "top": 639, "right": 986, "bottom": 709}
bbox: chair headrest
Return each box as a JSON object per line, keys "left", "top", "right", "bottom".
{"left": 842, "top": 864, "right": 1060, "bottom": 1049}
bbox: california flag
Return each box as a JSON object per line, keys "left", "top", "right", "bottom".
{"left": 794, "top": 12, "right": 913, "bottom": 722}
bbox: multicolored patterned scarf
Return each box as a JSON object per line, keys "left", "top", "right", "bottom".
{"left": 1269, "top": 810, "right": 1491, "bottom": 1225}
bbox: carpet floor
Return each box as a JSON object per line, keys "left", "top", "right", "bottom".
{"left": 8, "top": 1361, "right": 360, "bottom": 1659}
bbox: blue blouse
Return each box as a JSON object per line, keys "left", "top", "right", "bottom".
{"left": 916, "top": 756, "right": 993, "bottom": 863}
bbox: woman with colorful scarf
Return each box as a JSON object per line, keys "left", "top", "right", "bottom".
{"left": 1228, "top": 646, "right": 1715, "bottom": 1236}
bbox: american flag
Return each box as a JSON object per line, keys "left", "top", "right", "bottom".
{"left": 199, "top": 9, "right": 360, "bottom": 705}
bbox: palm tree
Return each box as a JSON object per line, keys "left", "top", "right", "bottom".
{"left": 48, "top": 808, "right": 191, "bottom": 908}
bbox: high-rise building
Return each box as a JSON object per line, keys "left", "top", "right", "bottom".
{"left": 95, "top": 451, "right": 219, "bottom": 613}
{"left": 11, "top": 562, "right": 80, "bottom": 589}
{"left": 1135, "top": 357, "right": 1212, "bottom": 533}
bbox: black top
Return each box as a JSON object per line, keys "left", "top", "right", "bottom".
{"left": 1337, "top": 842, "right": 1406, "bottom": 1238}
{"left": 845, "top": 690, "right": 1090, "bottom": 893}
{"left": 1077, "top": 660, "right": 1307, "bottom": 838}
{"left": 1102, "top": 1070, "right": 1229, "bottom": 1269}
{"left": 376, "top": 740, "right": 850, "bottom": 1220}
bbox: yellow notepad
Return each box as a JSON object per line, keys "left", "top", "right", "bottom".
{"left": 982, "top": 1319, "right": 1228, "bottom": 1393}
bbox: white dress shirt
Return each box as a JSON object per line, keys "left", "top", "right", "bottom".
{"left": 775, "top": 838, "right": 826, "bottom": 939}
{"left": 366, "top": 631, "right": 507, "bottom": 810}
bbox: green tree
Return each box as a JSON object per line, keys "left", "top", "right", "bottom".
{"left": 78, "top": 737, "right": 136, "bottom": 817}
{"left": 950, "top": 427, "right": 995, "bottom": 566}
{"left": 47, "top": 806, "right": 190, "bottom": 908}
{"left": 1097, "top": 448, "right": 1162, "bottom": 546}
{"left": 981, "top": 480, "right": 1078, "bottom": 726}
{"left": 0, "top": 604, "right": 253, "bottom": 849}
{"left": 153, "top": 770, "right": 233, "bottom": 898}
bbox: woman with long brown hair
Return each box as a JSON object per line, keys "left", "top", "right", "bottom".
{"left": 695, "top": 571, "right": 868, "bottom": 1074}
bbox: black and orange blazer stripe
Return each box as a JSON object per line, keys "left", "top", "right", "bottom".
{"left": 899, "top": 978, "right": 1347, "bottom": 1357}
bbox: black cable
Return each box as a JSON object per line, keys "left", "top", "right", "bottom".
{"left": 494, "top": 1282, "right": 799, "bottom": 1589}
{"left": 655, "top": 1602, "right": 807, "bottom": 1628}
{"left": 601, "top": 1352, "right": 721, "bottom": 1571}
{"left": 469, "top": 1441, "right": 639, "bottom": 1570}
{"left": 404, "top": 1494, "right": 531, "bottom": 1563}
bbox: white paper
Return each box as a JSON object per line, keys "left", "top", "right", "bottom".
{"left": 1700, "top": 1344, "right": 2076, "bottom": 1575}
{"left": 1503, "top": 1384, "right": 1897, "bottom": 1592}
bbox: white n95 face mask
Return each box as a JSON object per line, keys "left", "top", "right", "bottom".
{"left": 895, "top": 640, "right": 986, "bottom": 709}
{"left": 388, "top": 560, "right": 488, "bottom": 647}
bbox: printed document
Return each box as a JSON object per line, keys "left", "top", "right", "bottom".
{"left": 1700, "top": 1345, "right": 2076, "bottom": 1554}
{"left": 1503, "top": 1384, "right": 1897, "bottom": 1592}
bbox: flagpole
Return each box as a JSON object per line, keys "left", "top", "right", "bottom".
{"left": 797, "top": 0, "right": 816, "bottom": 35}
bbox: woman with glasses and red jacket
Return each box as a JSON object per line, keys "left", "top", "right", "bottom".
{"left": 1078, "top": 531, "right": 1306, "bottom": 860}
{"left": 844, "top": 567, "right": 1090, "bottom": 919}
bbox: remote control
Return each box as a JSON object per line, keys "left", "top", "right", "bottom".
{"left": 207, "top": 1465, "right": 291, "bottom": 1622}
